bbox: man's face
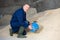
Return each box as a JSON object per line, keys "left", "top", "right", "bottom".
{"left": 23, "top": 4, "right": 30, "bottom": 12}
{"left": 25, "top": 5, "right": 30, "bottom": 11}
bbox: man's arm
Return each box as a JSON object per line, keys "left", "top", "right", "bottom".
{"left": 16, "top": 12, "right": 29, "bottom": 28}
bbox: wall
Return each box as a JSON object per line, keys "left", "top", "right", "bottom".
{"left": 0, "top": 0, "right": 60, "bottom": 26}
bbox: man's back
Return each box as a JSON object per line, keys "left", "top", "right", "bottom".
{"left": 10, "top": 8, "right": 27, "bottom": 32}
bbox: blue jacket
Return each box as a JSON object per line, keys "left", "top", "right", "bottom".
{"left": 10, "top": 8, "right": 29, "bottom": 32}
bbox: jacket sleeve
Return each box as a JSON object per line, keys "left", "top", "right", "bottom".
{"left": 16, "top": 12, "right": 29, "bottom": 28}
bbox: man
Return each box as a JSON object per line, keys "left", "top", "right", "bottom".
{"left": 10, "top": 4, "right": 32, "bottom": 38}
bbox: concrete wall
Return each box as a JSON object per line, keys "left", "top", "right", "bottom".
{"left": 0, "top": 0, "right": 60, "bottom": 15}
{"left": 43, "top": 0, "right": 60, "bottom": 10}
{"left": 0, "top": 0, "right": 43, "bottom": 15}
{"left": 0, "top": 0, "right": 60, "bottom": 25}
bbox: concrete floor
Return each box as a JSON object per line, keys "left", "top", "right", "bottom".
{"left": 0, "top": 8, "right": 60, "bottom": 40}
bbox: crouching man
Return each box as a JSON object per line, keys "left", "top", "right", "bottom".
{"left": 10, "top": 4, "right": 32, "bottom": 38}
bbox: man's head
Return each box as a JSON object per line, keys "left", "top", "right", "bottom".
{"left": 23, "top": 4, "right": 30, "bottom": 12}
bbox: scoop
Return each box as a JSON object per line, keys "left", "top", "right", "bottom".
{"left": 30, "top": 21, "right": 39, "bottom": 32}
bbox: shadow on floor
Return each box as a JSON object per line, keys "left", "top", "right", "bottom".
{"left": 34, "top": 25, "right": 44, "bottom": 34}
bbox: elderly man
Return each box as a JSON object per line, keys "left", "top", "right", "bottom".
{"left": 10, "top": 4, "right": 32, "bottom": 38}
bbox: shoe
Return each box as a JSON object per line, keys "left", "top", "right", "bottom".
{"left": 17, "top": 34, "right": 26, "bottom": 38}
{"left": 17, "top": 26, "right": 27, "bottom": 38}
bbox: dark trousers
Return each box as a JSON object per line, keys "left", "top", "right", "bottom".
{"left": 11, "top": 20, "right": 30, "bottom": 33}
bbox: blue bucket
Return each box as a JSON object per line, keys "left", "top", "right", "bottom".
{"left": 30, "top": 21, "right": 39, "bottom": 32}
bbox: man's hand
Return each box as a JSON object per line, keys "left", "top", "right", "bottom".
{"left": 28, "top": 25, "right": 32, "bottom": 30}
